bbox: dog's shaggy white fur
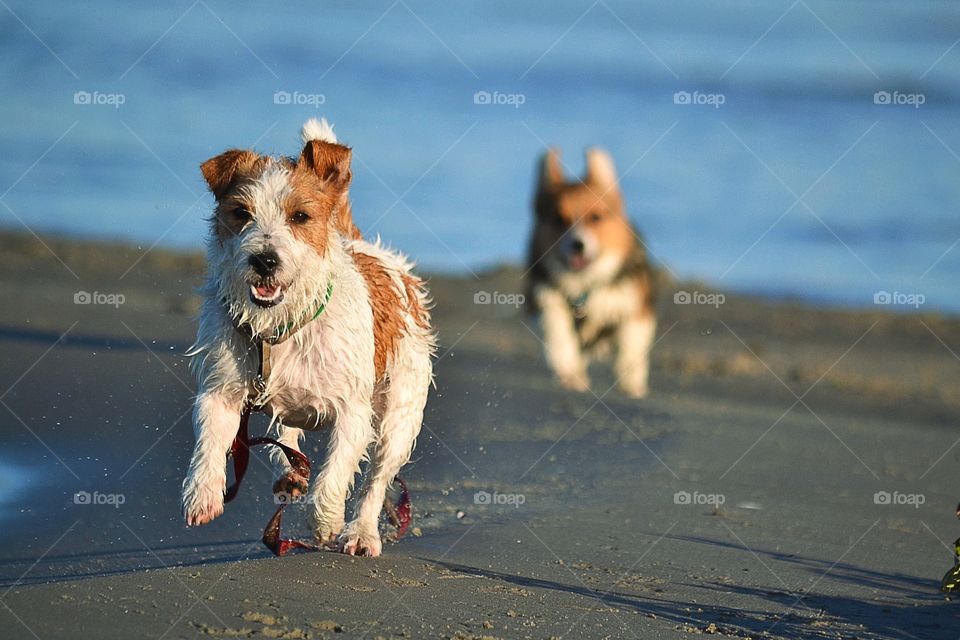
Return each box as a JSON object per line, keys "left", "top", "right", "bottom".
{"left": 181, "top": 119, "right": 435, "bottom": 557}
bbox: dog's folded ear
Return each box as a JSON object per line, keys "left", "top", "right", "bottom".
{"left": 200, "top": 149, "right": 260, "bottom": 200}
{"left": 537, "top": 147, "right": 565, "bottom": 193}
{"left": 299, "top": 140, "right": 352, "bottom": 192}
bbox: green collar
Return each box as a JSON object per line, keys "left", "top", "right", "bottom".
{"left": 266, "top": 281, "right": 334, "bottom": 343}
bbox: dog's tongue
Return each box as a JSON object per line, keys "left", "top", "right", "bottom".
{"left": 255, "top": 283, "right": 279, "bottom": 298}
{"left": 569, "top": 254, "right": 588, "bottom": 270}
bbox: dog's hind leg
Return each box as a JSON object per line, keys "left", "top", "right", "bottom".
{"left": 309, "top": 400, "right": 375, "bottom": 546}
{"left": 341, "top": 341, "right": 431, "bottom": 557}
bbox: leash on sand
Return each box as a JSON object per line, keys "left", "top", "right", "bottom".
{"left": 223, "top": 408, "right": 411, "bottom": 556}
{"left": 222, "top": 286, "right": 412, "bottom": 556}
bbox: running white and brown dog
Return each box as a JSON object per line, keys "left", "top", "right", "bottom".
{"left": 181, "top": 119, "right": 435, "bottom": 557}
{"left": 526, "top": 147, "right": 656, "bottom": 398}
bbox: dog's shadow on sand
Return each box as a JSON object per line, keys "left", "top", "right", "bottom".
{"left": 426, "top": 548, "right": 959, "bottom": 640}
{"left": 0, "top": 539, "right": 280, "bottom": 588}
{"left": 0, "top": 325, "right": 191, "bottom": 353}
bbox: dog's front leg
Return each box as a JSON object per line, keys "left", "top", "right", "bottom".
{"left": 309, "top": 402, "right": 375, "bottom": 545}
{"left": 345, "top": 353, "right": 432, "bottom": 557}
{"left": 616, "top": 313, "right": 656, "bottom": 398}
{"left": 537, "top": 287, "right": 589, "bottom": 391}
{"left": 182, "top": 391, "right": 243, "bottom": 526}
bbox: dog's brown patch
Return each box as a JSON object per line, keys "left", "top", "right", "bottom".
{"left": 200, "top": 149, "right": 262, "bottom": 199}
{"left": 351, "top": 250, "right": 408, "bottom": 381}
{"left": 201, "top": 151, "right": 273, "bottom": 243}
{"left": 401, "top": 274, "right": 431, "bottom": 331}
{"left": 296, "top": 140, "right": 361, "bottom": 241}
{"left": 277, "top": 167, "right": 339, "bottom": 258}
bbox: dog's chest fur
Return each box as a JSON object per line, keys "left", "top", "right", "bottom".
{"left": 537, "top": 245, "right": 654, "bottom": 352}
{"left": 571, "top": 277, "right": 639, "bottom": 345}
{"left": 255, "top": 268, "right": 377, "bottom": 429}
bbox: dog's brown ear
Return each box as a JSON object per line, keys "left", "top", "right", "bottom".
{"left": 537, "top": 147, "right": 564, "bottom": 192}
{"left": 584, "top": 148, "right": 618, "bottom": 191}
{"left": 299, "top": 140, "right": 352, "bottom": 191}
{"left": 200, "top": 149, "right": 259, "bottom": 200}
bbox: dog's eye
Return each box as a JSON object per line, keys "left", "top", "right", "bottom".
{"left": 232, "top": 207, "right": 252, "bottom": 223}
{"left": 290, "top": 211, "right": 310, "bottom": 225}
{"left": 588, "top": 211, "right": 603, "bottom": 223}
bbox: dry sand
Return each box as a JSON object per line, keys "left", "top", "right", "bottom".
{"left": 0, "top": 231, "right": 958, "bottom": 639}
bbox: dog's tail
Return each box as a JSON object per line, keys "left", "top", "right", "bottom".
{"left": 301, "top": 118, "right": 337, "bottom": 145}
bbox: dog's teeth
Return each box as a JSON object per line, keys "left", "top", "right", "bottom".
{"left": 251, "top": 284, "right": 282, "bottom": 300}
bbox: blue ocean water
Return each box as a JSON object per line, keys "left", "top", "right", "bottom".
{"left": 0, "top": 459, "right": 26, "bottom": 521}
{"left": 1, "top": 1, "right": 958, "bottom": 310}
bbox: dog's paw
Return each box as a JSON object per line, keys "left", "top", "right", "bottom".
{"left": 617, "top": 368, "right": 649, "bottom": 398}
{"left": 619, "top": 380, "right": 648, "bottom": 399}
{"left": 182, "top": 476, "right": 225, "bottom": 527}
{"left": 311, "top": 512, "right": 345, "bottom": 547}
{"left": 272, "top": 471, "right": 309, "bottom": 502}
{"left": 339, "top": 524, "right": 382, "bottom": 557}
{"left": 558, "top": 372, "right": 590, "bottom": 392}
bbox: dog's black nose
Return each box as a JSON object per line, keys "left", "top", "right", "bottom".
{"left": 249, "top": 251, "right": 280, "bottom": 276}
{"left": 570, "top": 239, "right": 585, "bottom": 255}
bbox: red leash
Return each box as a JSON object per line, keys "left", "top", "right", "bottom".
{"left": 225, "top": 407, "right": 412, "bottom": 556}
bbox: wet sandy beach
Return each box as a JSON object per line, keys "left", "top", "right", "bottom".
{"left": 0, "top": 232, "right": 958, "bottom": 639}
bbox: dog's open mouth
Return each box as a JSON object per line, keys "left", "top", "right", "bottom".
{"left": 568, "top": 253, "right": 590, "bottom": 271}
{"left": 249, "top": 282, "right": 286, "bottom": 307}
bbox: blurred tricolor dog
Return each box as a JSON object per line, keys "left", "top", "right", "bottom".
{"left": 181, "top": 119, "right": 435, "bottom": 557}
{"left": 526, "top": 148, "right": 656, "bottom": 398}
